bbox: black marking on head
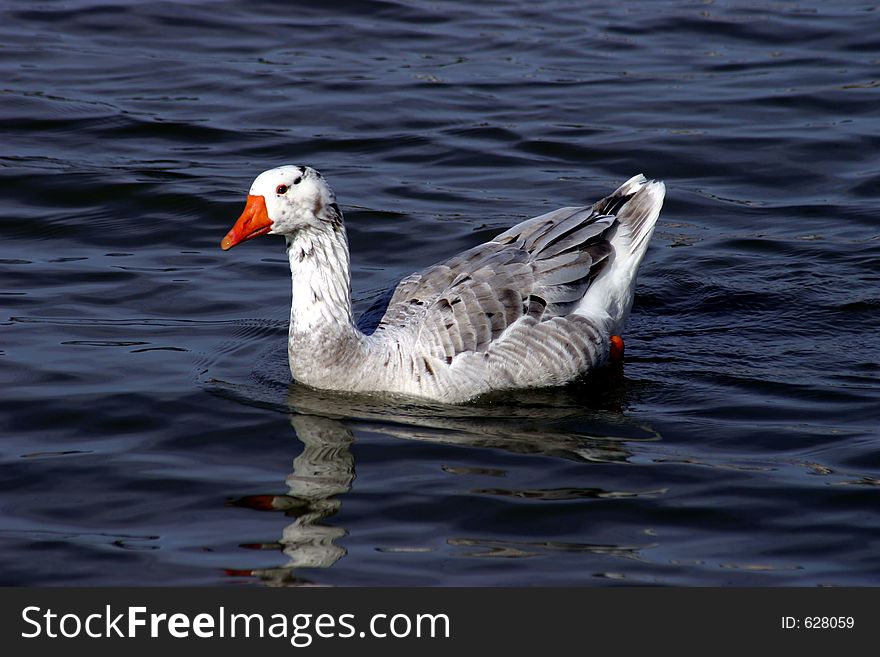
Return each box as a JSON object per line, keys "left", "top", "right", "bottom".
{"left": 296, "top": 166, "right": 305, "bottom": 174}
{"left": 292, "top": 177, "right": 302, "bottom": 186}
{"left": 324, "top": 202, "right": 344, "bottom": 232}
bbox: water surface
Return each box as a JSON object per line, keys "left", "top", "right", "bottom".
{"left": 1, "top": 0, "right": 879, "bottom": 586}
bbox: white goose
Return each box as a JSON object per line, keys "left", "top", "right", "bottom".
{"left": 221, "top": 166, "right": 664, "bottom": 404}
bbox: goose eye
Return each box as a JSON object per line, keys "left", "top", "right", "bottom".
{"left": 276, "top": 184, "right": 288, "bottom": 195}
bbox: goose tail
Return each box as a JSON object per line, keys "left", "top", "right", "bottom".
{"left": 574, "top": 174, "right": 665, "bottom": 333}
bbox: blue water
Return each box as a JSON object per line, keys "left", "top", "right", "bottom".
{"left": 1, "top": 0, "right": 878, "bottom": 586}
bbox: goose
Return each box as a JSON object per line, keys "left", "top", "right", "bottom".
{"left": 221, "top": 166, "right": 664, "bottom": 404}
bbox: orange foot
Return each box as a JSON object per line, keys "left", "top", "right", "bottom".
{"left": 609, "top": 335, "right": 625, "bottom": 362}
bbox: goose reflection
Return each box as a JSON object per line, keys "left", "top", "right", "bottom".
{"left": 230, "top": 413, "right": 355, "bottom": 586}
{"left": 229, "top": 374, "right": 660, "bottom": 586}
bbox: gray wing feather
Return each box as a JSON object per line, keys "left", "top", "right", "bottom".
{"left": 365, "top": 203, "right": 619, "bottom": 368}
{"left": 349, "top": 175, "right": 663, "bottom": 401}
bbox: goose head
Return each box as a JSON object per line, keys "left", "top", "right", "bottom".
{"left": 221, "top": 165, "right": 339, "bottom": 250}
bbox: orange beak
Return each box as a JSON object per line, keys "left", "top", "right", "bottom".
{"left": 221, "top": 195, "right": 272, "bottom": 250}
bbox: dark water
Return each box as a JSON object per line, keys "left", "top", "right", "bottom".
{"left": 2, "top": 0, "right": 879, "bottom": 586}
